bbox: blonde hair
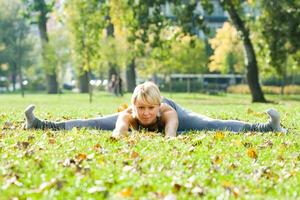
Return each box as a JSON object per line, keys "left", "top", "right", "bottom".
{"left": 131, "top": 81, "right": 161, "bottom": 105}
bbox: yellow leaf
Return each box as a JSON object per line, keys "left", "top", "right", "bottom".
{"left": 247, "top": 148, "right": 258, "bottom": 159}
{"left": 222, "top": 180, "right": 232, "bottom": 189}
{"left": 214, "top": 131, "right": 225, "bottom": 140}
{"left": 119, "top": 188, "right": 132, "bottom": 197}
{"left": 117, "top": 103, "right": 128, "bottom": 112}
{"left": 211, "top": 155, "right": 223, "bottom": 165}
{"left": 76, "top": 153, "right": 87, "bottom": 162}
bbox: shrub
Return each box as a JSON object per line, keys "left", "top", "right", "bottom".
{"left": 227, "top": 84, "right": 300, "bottom": 95}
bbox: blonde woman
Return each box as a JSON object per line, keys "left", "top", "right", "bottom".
{"left": 25, "top": 82, "right": 286, "bottom": 138}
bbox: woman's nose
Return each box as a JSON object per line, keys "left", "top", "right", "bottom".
{"left": 143, "top": 109, "right": 150, "bottom": 115}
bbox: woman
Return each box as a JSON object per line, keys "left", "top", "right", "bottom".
{"left": 25, "top": 82, "right": 286, "bottom": 138}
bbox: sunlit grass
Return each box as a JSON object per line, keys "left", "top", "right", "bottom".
{"left": 0, "top": 92, "right": 299, "bottom": 199}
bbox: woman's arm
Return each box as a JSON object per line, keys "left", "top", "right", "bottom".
{"left": 163, "top": 109, "right": 179, "bottom": 137}
{"left": 111, "top": 112, "right": 131, "bottom": 139}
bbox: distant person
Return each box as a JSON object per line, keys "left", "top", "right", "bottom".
{"left": 24, "top": 82, "right": 286, "bottom": 138}
{"left": 115, "top": 76, "right": 123, "bottom": 97}
{"left": 108, "top": 74, "right": 116, "bottom": 94}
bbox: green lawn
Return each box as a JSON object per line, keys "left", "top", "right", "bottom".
{"left": 0, "top": 92, "right": 299, "bottom": 199}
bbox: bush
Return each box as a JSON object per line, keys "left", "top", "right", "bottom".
{"left": 227, "top": 84, "right": 300, "bottom": 95}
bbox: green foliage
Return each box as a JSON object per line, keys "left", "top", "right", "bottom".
{"left": 257, "top": 0, "right": 300, "bottom": 77}
{"left": 63, "top": 0, "right": 107, "bottom": 75}
{"left": 0, "top": 0, "right": 34, "bottom": 79}
{"left": 0, "top": 93, "right": 299, "bottom": 199}
{"left": 138, "top": 27, "right": 208, "bottom": 76}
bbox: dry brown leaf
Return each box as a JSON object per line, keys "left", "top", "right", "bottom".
{"left": 93, "top": 143, "right": 101, "bottom": 151}
{"left": 227, "top": 162, "right": 238, "bottom": 170}
{"left": 130, "top": 151, "right": 140, "bottom": 159}
{"left": 172, "top": 182, "right": 182, "bottom": 192}
{"left": 76, "top": 153, "right": 87, "bottom": 162}
{"left": 259, "top": 140, "right": 273, "bottom": 149}
{"left": 211, "top": 155, "right": 223, "bottom": 165}
{"left": 48, "top": 137, "right": 56, "bottom": 144}
{"left": 247, "top": 148, "right": 258, "bottom": 159}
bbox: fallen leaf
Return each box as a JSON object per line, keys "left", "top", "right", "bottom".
{"left": 93, "top": 143, "right": 101, "bottom": 151}
{"left": 243, "top": 142, "right": 253, "bottom": 148}
{"left": 247, "top": 148, "right": 258, "bottom": 160}
{"left": 222, "top": 181, "right": 233, "bottom": 190}
{"left": 75, "top": 153, "right": 87, "bottom": 162}
{"left": 172, "top": 182, "right": 182, "bottom": 192}
{"left": 118, "top": 188, "right": 132, "bottom": 197}
{"left": 88, "top": 186, "right": 107, "bottom": 194}
{"left": 214, "top": 131, "right": 225, "bottom": 140}
{"left": 211, "top": 155, "right": 223, "bottom": 165}
{"left": 49, "top": 137, "right": 56, "bottom": 144}
{"left": 117, "top": 103, "right": 128, "bottom": 112}
{"left": 130, "top": 151, "right": 140, "bottom": 159}
{"left": 16, "top": 141, "right": 30, "bottom": 149}
{"left": 259, "top": 140, "right": 273, "bottom": 149}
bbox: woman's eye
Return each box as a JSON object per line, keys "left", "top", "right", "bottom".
{"left": 149, "top": 106, "right": 154, "bottom": 109}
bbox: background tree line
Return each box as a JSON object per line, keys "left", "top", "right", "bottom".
{"left": 0, "top": 0, "right": 299, "bottom": 102}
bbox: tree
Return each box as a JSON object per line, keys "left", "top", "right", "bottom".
{"left": 64, "top": 0, "right": 107, "bottom": 93}
{"left": 258, "top": 0, "right": 300, "bottom": 94}
{"left": 22, "top": 0, "right": 60, "bottom": 94}
{"left": 208, "top": 22, "right": 244, "bottom": 74}
{"left": 139, "top": 26, "right": 208, "bottom": 76}
{"left": 220, "top": 0, "right": 267, "bottom": 102}
{"left": 0, "top": 0, "right": 33, "bottom": 95}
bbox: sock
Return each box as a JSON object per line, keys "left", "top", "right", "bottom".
{"left": 266, "top": 108, "right": 287, "bottom": 133}
{"left": 24, "top": 105, "right": 36, "bottom": 129}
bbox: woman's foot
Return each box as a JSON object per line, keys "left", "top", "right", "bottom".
{"left": 266, "top": 108, "right": 287, "bottom": 133}
{"left": 24, "top": 105, "right": 36, "bottom": 129}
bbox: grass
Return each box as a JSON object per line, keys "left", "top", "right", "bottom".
{"left": 0, "top": 92, "right": 299, "bottom": 199}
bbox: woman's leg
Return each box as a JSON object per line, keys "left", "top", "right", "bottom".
{"left": 180, "top": 109, "right": 284, "bottom": 132}
{"left": 162, "top": 98, "right": 286, "bottom": 133}
{"left": 24, "top": 105, "right": 118, "bottom": 130}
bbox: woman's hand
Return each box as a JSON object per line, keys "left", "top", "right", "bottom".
{"left": 111, "top": 112, "right": 131, "bottom": 139}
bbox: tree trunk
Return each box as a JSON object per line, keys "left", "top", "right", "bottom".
{"left": 47, "top": 74, "right": 58, "bottom": 94}
{"left": 79, "top": 71, "right": 90, "bottom": 93}
{"left": 12, "top": 62, "right": 17, "bottom": 91}
{"left": 126, "top": 59, "right": 136, "bottom": 92}
{"left": 35, "top": 0, "right": 58, "bottom": 94}
{"left": 221, "top": 0, "right": 267, "bottom": 102}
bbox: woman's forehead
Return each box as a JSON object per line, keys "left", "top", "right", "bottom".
{"left": 134, "top": 99, "right": 157, "bottom": 106}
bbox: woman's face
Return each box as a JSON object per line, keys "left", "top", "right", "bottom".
{"left": 134, "top": 99, "right": 160, "bottom": 126}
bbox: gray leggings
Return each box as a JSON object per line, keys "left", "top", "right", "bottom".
{"left": 57, "top": 98, "right": 272, "bottom": 133}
